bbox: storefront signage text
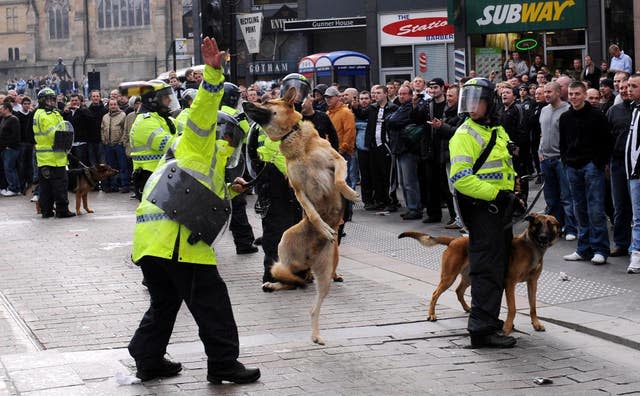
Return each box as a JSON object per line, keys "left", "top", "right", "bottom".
{"left": 379, "top": 11, "right": 454, "bottom": 46}
{"left": 283, "top": 17, "right": 366, "bottom": 32}
{"left": 247, "top": 61, "right": 297, "bottom": 75}
{"left": 466, "top": 0, "right": 586, "bottom": 34}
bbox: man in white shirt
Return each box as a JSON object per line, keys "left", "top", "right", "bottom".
{"left": 609, "top": 44, "right": 633, "bottom": 74}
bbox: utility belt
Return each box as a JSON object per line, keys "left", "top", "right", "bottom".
{"left": 456, "top": 193, "right": 503, "bottom": 215}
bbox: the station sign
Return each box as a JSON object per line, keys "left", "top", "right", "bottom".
{"left": 379, "top": 11, "right": 454, "bottom": 46}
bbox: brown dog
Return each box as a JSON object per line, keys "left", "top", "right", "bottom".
{"left": 399, "top": 213, "right": 559, "bottom": 335}
{"left": 71, "top": 164, "right": 119, "bottom": 215}
{"left": 243, "top": 87, "right": 359, "bottom": 344}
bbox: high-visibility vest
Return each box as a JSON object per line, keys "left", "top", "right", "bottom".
{"left": 448, "top": 118, "right": 516, "bottom": 202}
{"left": 132, "top": 65, "right": 228, "bottom": 265}
{"left": 130, "top": 112, "right": 176, "bottom": 172}
{"left": 33, "top": 109, "right": 68, "bottom": 167}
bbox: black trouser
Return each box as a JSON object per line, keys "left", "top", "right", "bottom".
{"left": 229, "top": 193, "right": 255, "bottom": 250}
{"left": 133, "top": 169, "right": 152, "bottom": 201}
{"left": 357, "top": 148, "right": 373, "bottom": 205}
{"left": 459, "top": 198, "right": 513, "bottom": 335}
{"left": 38, "top": 166, "right": 69, "bottom": 216}
{"left": 258, "top": 171, "right": 302, "bottom": 281}
{"left": 128, "top": 256, "right": 239, "bottom": 364}
{"left": 370, "top": 144, "right": 393, "bottom": 206}
{"left": 424, "top": 160, "right": 444, "bottom": 220}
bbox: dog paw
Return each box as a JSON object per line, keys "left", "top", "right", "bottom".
{"left": 427, "top": 314, "right": 437, "bottom": 322}
{"left": 502, "top": 323, "right": 514, "bottom": 335}
{"left": 86, "top": 209, "right": 94, "bottom": 214}
{"left": 343, "top": 189, "right": 360, "bottom": 202}
{"left": 312, "top": 334, "right": 325, "bottom": 345}
{"left": 332, "top": 274, "right": 344, "bottom": 282}
{"left": 319, "top": 224, "right": 337, "bottom": 242}
{"left": 532, "top": 321, "right": 545, "bottom": 332}
{"left": 261, "top": 282, "right": 275, "bottom": 293}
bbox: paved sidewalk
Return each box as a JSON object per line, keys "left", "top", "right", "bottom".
{"left": 0, "top": 191, "right": 639, "bottom": 394}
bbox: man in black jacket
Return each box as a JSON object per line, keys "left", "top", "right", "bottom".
{"left": 499, "top": 86, "right": 531, "bottom": 201}
{"left": 14, "top": 96, "right": 34, "bottom": 192}
{"left": 606, "top": 78, "right": 632, "bottom": 257}
{"left": 0, "top": 101, "right": 22, "bottom": 196}
{"left": 387, "top": 85, "right": 422, "bottom": 220}
{"left": 87, "top": 91, "right": 107, "bottom": 166}
{"left": 364, "top": 85, "right": 398, "bottom": 211}
{"left": 63, "top": 94, "right": 93, "bottom": 168}
{"left": 560, "top": 82, "right": 613, "bottom": 265}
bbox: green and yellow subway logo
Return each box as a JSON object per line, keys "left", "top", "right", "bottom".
{"left": 476, "top": 0, "right": 576, "bottom": 27}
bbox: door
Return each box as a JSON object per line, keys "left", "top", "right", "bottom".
{"left": 380, "top": 69, "right": 412, "bottom": 84}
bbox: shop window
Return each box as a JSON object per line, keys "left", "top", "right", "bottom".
{"left": 545, "top": 29, "right": 585, "bottom": 47}
{"left": 47, "top": 0, "right": 70, "bottom": 40}
{"left": 14, "top": 48, "right": 19, "bottom": 60}
{"left": 381, "top": 46, "right": 413, "bottom": 68}
{"left": 8, "top": 48, "right": 13, "bottom": 61}
{"left": 98, "top": 0, "right": 150, "bottom": 29}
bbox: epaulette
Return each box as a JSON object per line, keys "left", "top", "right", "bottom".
{"left": 142, "top": 113, "right": 151, "bottom": 119}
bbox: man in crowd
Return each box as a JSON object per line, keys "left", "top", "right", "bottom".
{"left": 539, "top": 82, "right": 577, "bottom": 241}
{"left": 607, "top": 77, "right": 632, "bottom": 257}
{"left": 625, "top": 74, "right": 640, "bottom": 274}
{"left": 354, "top": 90, "right": 373, "bottom": 207}
{"left": 364, "top": 84, "right": 397, "bottom": 211}
{"left": 561, "top": 82, "right": 612, "bottom": 264}
{"left": 600, "top": 79, "right": 616, "bottom": 114}
{"left": 504, "top": 51, "right": 529, "bottom": 78}
{"left": 586, "top": 88, "right": 602, "bottom": 109}
{"left": 325, "top": 86, "right": 356, "bottom": 190}
{"left": 499, "top": 86, "right": 531, "bottom": 201}
{"left": 609, "top": 44, "right": 633, "bottom": 74}
{"left": 0, "top": 101, "right": 22, "bottom": 196}
{"left": 386, "top": 82, "right": 399, "bottom": 105}
{"left": 581, "top": 55, "right": 601, "bottom": 89}
{"left": 101, "top": 99, "right": 129, "bottom": 193}
{"left": 15, "top": 96, "right": 33, "bottom": 192}
{"left": 87, "top": 90, "right": 107, "bottom": 166}
{"left": 566, "top": 58, "right": 582, "bottom": 82}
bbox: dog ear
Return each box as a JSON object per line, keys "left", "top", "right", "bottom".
{"left": 283, "top": 87, "right": 297, "bottom": 106}
{"left": 524, "top": 214, "right": 534, "bottom": 223}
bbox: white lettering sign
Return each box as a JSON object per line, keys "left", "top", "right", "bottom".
{"left": 236, "top": 13, "right": 263, "bottom": 54}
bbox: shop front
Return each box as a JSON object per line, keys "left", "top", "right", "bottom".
{"left": 455, "top": 0, "right": 595, "bottom": 79}
{"left": 378, "top": 10, "right": 455, "bottom": 84}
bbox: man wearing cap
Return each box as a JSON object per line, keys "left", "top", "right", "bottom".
{"left": 312, "top": 84, "right": 328, "bottom": 112}
{"left": 325, "top": 85, "right": 357, "bottom": 196}
{"left": 599, "top": 79, "right": 616, "bottom": 114}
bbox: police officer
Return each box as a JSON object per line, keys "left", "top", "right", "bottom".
{"left": 174, "top": 88, "right": 197, "bottom": 133}
{"left": 127, "top": 37, "right": 260, "bottom": 384}
{"left": 220, "top": 82, "right": 258, "bottom": 254}
{"left": 33, "top": 88, "right": 75, "bottom": 218}
{"left": 449, "top": 78, "right": 524, "bottom": 348}
{"left": 127, "top": 80, "right": 179, "bottom": 200}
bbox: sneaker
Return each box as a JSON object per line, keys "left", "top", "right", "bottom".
{"left": 0, "top": 189, "right": 6, "bottom": 195}
{"left": 627, "top": 251, "right": 640, "bottom": 273}
{"left": 402, "top": 210, "right": 422, "bottom": 220}
{"left": 565, "top": 233, "right": 577, "bottom": 241}
{"left": 0, "top": 189, "right": 18, "bottom": 197}
{"left": 30, "top": 195, "right": 39, "bottom": 202}
{"left": 627, "top": 266, "right": 640, "bottom": 274}
{"left": 591, "top": 253, "right": 607, "bottom": 265}
{"left": 563, "top": 252, "right": 585, "bottom": 261}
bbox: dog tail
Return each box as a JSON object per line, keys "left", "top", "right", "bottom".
{"left": 271, "top": 262, "right": 307, "bottom": 287}
{"left": 398, "top": 231, "right": 456, "bottom": 247}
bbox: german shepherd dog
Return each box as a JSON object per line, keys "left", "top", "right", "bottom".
{"left": 243, "top": 88, "right": 360, "bottom": 344}
{"left": 69, "top": 164, "right": 119, "bottom": 215}
{"left": 399, "top": 213, "right": 560, "bottom": 335}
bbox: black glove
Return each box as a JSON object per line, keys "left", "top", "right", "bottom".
{"left": 495, "top": 190, "right": 526, "bottom": 222}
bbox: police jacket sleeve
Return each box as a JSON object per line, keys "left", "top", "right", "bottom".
{"left": 174, "top": 65, "right": 224, "bottom": 163}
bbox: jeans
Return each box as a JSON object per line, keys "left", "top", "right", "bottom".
{"left": 342, "top": 153, "right": 357, "bottom": 190}
{"left": 630, "top": 179, "right": 640, "bottom": 253}
{"left": 610, "top": 158, "right": 632, "bottom": 250}
{"left": 565, "top": 162, "right": 610, "bottom": 258}
{"left": 396, "top": 152, "right": 421, "bottom": 211}
{"left": 1, "top": 148, "right": 20, "bottom": 193}
{"left": 103, "top": 144, "right": 130, "bottom": 189}
{"left": 540, "top": 158, "right": 577, "bottom": 235}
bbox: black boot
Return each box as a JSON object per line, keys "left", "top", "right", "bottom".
{"left": 55, "top": 210, "right": 76, "bottom": 218}
{"left": 470, "top": 333, "right": 517, "bottom": 348}
{"left": 207, "top": 360, "right": 260, "bottom": 384}
{"left": 135, "top": 357, "right": 182, "bottom": 381}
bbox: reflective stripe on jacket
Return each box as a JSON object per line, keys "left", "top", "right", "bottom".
{"left": 130, "top": 112, "right": 177, "bottom": 172}
{"left": 448, "top": 118, "right": 516, "bottom": 201}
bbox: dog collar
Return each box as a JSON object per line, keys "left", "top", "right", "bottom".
{"left": 280, "top": 123, "right": 301, "bottom": 143}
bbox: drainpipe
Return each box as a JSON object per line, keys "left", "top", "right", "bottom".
{"left": 83, "top": 0, "right": 90, "bottom": 75}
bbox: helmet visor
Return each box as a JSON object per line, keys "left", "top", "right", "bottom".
{"left": 281, "top": 80, "right": 310, "bottom": 103}
{"left": 458, "top": 85, "right": 485, "bottom": 114}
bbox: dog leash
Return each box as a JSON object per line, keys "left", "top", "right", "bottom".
{"left": 506, "top": 173, "right": 545, "bottom": 228}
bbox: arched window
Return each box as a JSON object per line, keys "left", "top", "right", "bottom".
{"left": 98, "top": 0, "right": 150, "bottom": 29}
{"left": 46, "top": 0, "right": 69, "bottom": 39}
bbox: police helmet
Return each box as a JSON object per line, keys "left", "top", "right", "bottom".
{"left": 37, "top": 88, "right": 57, "bottom": 109}
{"left": 281, "top": 73, "right": 310, "bottom": 103}
{"left": 458, "top": 77, "right": 497, "bottom": 118}
{"left": 140, "top": 80, "right": 175, "bottom": 114}
{"left": 182, "top": 88, "right": 197, "bottom": 103}
{"left": 221, "top": 82, "right": 240, "bottom": 108}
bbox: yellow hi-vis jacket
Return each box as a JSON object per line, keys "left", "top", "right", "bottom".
{"left": 33, "top": 109, "right": 68, "bottom": 167}
{"left": 132, "top": 65, "right": 228, "bottom": 265}
{"left": 130, "top": 111, "right": 176, "bottom": 172}
{"left": 448, "top": 118, "right": 516, "bottom": 201}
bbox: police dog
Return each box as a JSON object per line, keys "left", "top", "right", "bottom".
{"left": 69, "top": 164, "right": 119, "bottom": 215}
{"left": 399, "top": 213, "right": 560, "bottom": 335}
{"left": 243, "top": 87, "right": 359, "bottom": 345}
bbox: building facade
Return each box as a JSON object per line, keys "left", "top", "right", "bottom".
{"left": 0, "top": 0, "right": 187, "bottom": 92}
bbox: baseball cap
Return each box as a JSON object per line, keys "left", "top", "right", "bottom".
{"left": 312, "top": 84, "right": 328, "bottom": 95}
{"left": 323, "top": 86, "right": 340, "bottom": 97}
{"left": 428, "top": 78, "right": 445, "bottom": 87}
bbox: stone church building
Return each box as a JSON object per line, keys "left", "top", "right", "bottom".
{"left": 0, "top": 0, "right": 189, "bottom": 91}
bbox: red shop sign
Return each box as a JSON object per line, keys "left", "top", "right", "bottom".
{"left": 382, "top": 17, "right": 454, "bottom": 38}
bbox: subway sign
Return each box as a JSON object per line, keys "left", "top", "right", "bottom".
{"left": 466, "top": 0, "right": 586, "bottom": 34}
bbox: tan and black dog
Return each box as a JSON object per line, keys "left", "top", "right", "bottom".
{"left": 70, "top": 164, "right": 119, "bottom": 215}
{"left": 399, "top": 213, "right": 560, "bottom": 335}
{"left": 243, "top": 87, "right": 360, "bottom": 345}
